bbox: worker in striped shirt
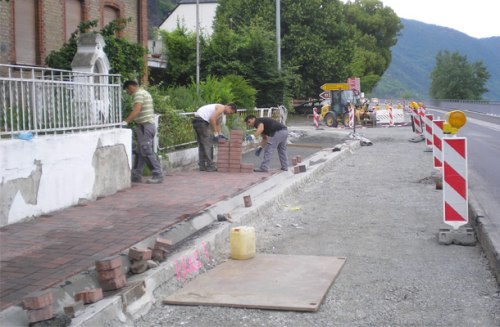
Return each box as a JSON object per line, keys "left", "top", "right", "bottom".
{"left": 123, "top": 80, "right": 164, "bottom": 184}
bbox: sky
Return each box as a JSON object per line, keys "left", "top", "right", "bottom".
{"left": 372, "top": 0, "right": 500, "bottom": 39}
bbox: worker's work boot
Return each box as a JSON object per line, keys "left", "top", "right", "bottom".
{"left": 146, "top": 175, "right": 164, "bottom": 184}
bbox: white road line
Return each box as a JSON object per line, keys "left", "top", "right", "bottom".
{"left": 427, "top": 108, "right": 500, "bottom": 133}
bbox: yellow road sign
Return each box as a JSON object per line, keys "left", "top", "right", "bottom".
{"left": 320, "top": 83, "right": 350, "bottom": 91}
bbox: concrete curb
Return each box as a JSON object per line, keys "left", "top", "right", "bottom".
{"left": 468, "top": 192, "right": 500, "bottom": 284}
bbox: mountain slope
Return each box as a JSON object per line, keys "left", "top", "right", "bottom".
{"left": 372, "top": 18, "right": 500, "bottom": 100}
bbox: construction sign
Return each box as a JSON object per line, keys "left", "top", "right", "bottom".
{"left": 442, "top": 137, "right": 468, "bottom": 230}
{"left": 347, "top": 77, "right": 361, "bottom": 92}
{"left": 320, "top": 83, "right": 350, "bottom": 91}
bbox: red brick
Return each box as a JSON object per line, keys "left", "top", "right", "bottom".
{"left": 240, "top": 163, "right": 253, "bottom": 169}
{"left": 294, "top": 166, "right": 300, "bottom": 174}
{"left": 22, "top": 290, "right": 54, "bottom": 310}
{"left": 152, "top": 248, "right": 169, "bottom": 261}
{"left": 229, "top": 168, "right": 241, "bottom": 173}
{"left": 128, "top": 247, "right": 152, "bottom": 261}
{"left": 74, "top": 288, "right": 103, "bottom": 304}
{"left": 27, "top": 306, "right": 53, "bottom": 323}
{"left": 299, "top": 164, "right": 306, "bottom": 172}
{"left": 63, "top": 300, "right": 84, "bottom": 318}
{"left": 296, "top": 155, "right": 302, "bottom": 163}
{"left": 218, "top": 142, "right": 230, "bottom": 149}
{"left": 99, "top": 275, "right": 126, "bottom": 292}
{"left": 97, "top": 266, "right": 124, "bottom": 281}
{"left": 217, "top": 138, "right": 227, "bottom": 145}
{"left": 230, "top": 145, "right": 243, "bottom": 152}
{"left": 243, "top": 195, "right": 252, "bottom": 207}
{"left": 230, "top": 130, "right": 244, "bottom": 136}
{"left": 95, "top": 256, "right": 122, "bottom": 271}
{"left": 154, "top": 237, "right": 173, "bottom": 251}
{"left": 218, "top": 163, "right": 230, "bottom": 169}
{"left": 218, "top": 167, "right": 230, "bottom": 173}
{"left": 292, "top": 157, "right": 298, "bottom": 165}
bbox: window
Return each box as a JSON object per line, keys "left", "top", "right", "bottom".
{"left": 103, "top": 5, "right": 119, "bottom": 27}
{"left": 14, "top": 0, "right": 37, "bottom": 65}
{"left": 65, "top": 0, "right": 83, "bottom": 41}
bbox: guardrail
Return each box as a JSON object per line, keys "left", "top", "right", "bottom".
{"left": 0, "top": 64, "right": 123, "bottom": 139}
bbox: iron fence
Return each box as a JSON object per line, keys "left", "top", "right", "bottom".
{"left": 0, "top": 64, "right": 123, "bottom": 138}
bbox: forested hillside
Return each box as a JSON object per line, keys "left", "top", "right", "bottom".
{"left": 373, "top": 18, "right": 500, "bottom": 100}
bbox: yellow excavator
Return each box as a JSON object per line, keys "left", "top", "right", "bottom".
{"left": 320, "top": 83, "right": 374, "bottom": 127}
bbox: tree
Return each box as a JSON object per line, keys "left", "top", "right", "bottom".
{"left": 159, "top": 27, "right": 206, "bottom": 86}
{"left": 429, "top": 51, "right": 490, "bottom": 100}
{"left": 205, "top": 17, "right": 285, "bottom": 107}
{"left": 343, "top": 0, "right": 402, "bottom": 93}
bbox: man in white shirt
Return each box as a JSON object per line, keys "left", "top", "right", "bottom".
{"left": 192, "top": 103, "right": 237, "bottom": 171}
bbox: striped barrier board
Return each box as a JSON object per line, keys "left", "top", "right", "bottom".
{"left": 424, "top": 114, "right": 434, "bottom": 150}
{"left": 432, "top": 120, "right": 444, "bottom": 169}
{"left": 442, "top": 137, "right": 468, "bottom": 230}
{"left": 376, "top": 109, "right": 405, "bottom": 125}
{"left": 411, "top": 110, "right": 422, "bottom": 134}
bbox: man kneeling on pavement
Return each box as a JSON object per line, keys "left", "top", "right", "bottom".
{"left": 244, "top": 115, "right": 289, "bottom": 172}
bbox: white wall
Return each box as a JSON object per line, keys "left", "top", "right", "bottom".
{"left": 0, "top": 129, "right": 132, "bottom": 226}
{"left": 159, "top": 3, "right": 218, "bottom": 36}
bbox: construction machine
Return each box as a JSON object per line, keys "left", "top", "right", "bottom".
{"left": 319, "top": 83, "right": 374, "bottom": 127}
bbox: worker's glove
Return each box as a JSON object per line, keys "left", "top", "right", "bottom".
{"left": 121, "top": 121, "right": 128, "bottom": 126}
{"left": 255, "top": 146, "right": 263, "bottom": 156}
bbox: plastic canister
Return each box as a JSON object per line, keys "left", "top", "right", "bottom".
{"left": 230, "top": 226, "right": 256, "bottom": 260}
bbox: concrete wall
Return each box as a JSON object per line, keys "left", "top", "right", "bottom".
{"left": 0, "top": 129, "right": 132, "bottom": 227}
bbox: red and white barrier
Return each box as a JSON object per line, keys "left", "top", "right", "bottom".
{"left": 442, "top": 137, "right": 468, "bottom": 230}
{"left": 411, "top": 110, "right": 422, "bottom": 135}
{"left": 424, "top": 114, "right": 434, "bottom": 150}
{"left": 348, "top": 107, "right": 354, "bottom": 128}
{"left": 432, "top": 120, "right": 444, "bottom": 169}
{"left": 313, "top": 107, "right": 319, "bottom": 129}
{"left": 388, "top": 106, "right": 394, "bottom": 127}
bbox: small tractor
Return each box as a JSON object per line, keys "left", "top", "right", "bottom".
{"left": 319, "top": 83, "right": 375, "bottom": 127}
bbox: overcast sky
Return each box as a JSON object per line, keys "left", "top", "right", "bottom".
{"left": 377, "top": 0, "right": 500, "bottom": 38}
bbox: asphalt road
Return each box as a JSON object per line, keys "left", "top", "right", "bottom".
{"left": 135, "top": 125, "right": 500, "bottom": 327}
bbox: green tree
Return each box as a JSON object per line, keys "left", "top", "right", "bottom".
{"left": 343, "top": 0, "right": 402, "bottom": 93}
{"left": 429, "top": 51, "right": 490, "bottom": 100}
{"left": 46, "top": 19, "right": 145, "bottom": 81}
{"left": 205, "top": 17, "right": 285, "bottom": 107}
{"left": 159, "top": 27, "right": 208, "bottom": 86}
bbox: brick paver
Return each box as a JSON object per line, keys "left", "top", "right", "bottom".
{"left": 0, "top": 170, "right": 273, "bottom": 310}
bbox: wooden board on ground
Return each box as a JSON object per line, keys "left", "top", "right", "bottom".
{"left": 163, "top": 254, "right": 346, "bottom": 312}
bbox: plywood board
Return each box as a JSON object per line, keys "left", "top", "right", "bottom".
{"left": 163, "top": 254, "right": 346, "bottom": 312}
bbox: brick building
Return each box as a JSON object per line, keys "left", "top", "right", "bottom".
{"left": 0, "top": 0, "right": 148, "bottom": 67}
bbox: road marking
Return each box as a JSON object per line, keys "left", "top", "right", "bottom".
{"left": 428, "top": 108, "right": 500, "bottom": 133}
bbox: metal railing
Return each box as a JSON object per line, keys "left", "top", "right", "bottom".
{"left": 0, "top": 64, "right": 122, "bottom": 138}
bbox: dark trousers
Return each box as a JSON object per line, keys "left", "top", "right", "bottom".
{"left": 132, "top": 123, "right": 163, "bottom": 179}
{"left": 192, "top": 118, "right": 214, "bottom": 169}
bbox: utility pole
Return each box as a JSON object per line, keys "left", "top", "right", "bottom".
{"left": 276, "top": 0, "right": 281, "bottom": 73}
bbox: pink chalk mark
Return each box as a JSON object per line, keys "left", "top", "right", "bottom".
{"left": 201, "top": 242, "right": 210, "bottom": 261}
